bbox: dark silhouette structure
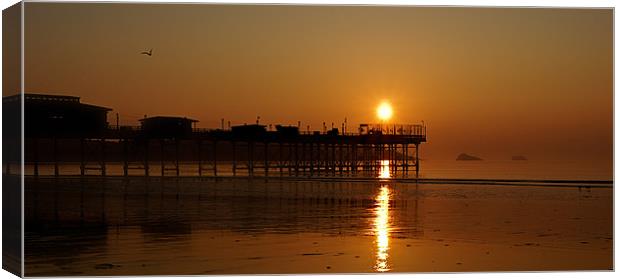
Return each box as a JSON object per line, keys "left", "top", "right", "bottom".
{"left": 231, "top": 124, "right": 267, "bottom": 138}
{"left": 326, "top": 128, "right": 339, "bottom": 136}
{"left": 4, "top": 94, "right": 111, "bottom": 137}
{"left": 140, "top": 116, "right": 197, "bottom": 139}
{"left": 275, "top": 125, "right": 300, "bottom": 137}
{"left": 10, "top": 93, "right": 427, "bottom": 177}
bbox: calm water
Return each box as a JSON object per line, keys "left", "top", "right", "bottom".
{"left": 23, "top": 161, "right": 613, "bottom": 275}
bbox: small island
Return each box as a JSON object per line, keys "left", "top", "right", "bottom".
{"left": 456, "top": 153, "right": 482, "bottom": 161}
{"left": 512, "top": 155, "right": 528, "bottom": 161}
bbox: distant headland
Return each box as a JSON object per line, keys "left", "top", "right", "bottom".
{"left": 456, "top": 153, "right": 482, "bottom": 161}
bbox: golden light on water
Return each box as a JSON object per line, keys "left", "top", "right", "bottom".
{"left": 377, "top": 102, "right": 393, "bottom": 121}
{"left": 375, "top": 160, "right": 392, "bottom": 271}
{"left": 374, "top": 185, "right": 392, "bottom": 272}
{"left": 378, "top": 160, "right": 391, "bottom": 179}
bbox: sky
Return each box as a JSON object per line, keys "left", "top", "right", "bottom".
{"left": 17, "top": 3, "right": 613, "bottom": 162}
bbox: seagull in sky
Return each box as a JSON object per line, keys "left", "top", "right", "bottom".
{"left": 141, "top": 49, "right": 153, "bottom": 56}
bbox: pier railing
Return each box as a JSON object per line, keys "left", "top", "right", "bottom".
{"left": 359, "top": 123, "right": 426, "bottom": 137}
{"left": 107, "top": 123, "right": 427, "bottom": 138}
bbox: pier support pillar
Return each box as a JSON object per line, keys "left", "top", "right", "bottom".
{"left": 302, "top": 142, "right": 306, "bottom": 175}
{"left": 279, "top": 143, "right": 284, "bottom": 175}
{"left": 264, "top": 142, "right": 269, "bottom": 176}
{"left": 309, "top": 142, "right": 314, "bottom": 176}
{"left": 415, "top": 143, "right": 420, "bottom": 175}
{"left": 197, "top": 140, "right": 203, "bottom": 176}
{"left": 100, "top": 139, "right": 106, "bottom": 176}
{"left": 123, "top": 139, "right": 129, "bottom": 177}
{"left": 403, "top": 143, "right": 409, "bottom": 173}
{"left": 295, "top": 142, "right": 299, "bottom": 176}
{"left": 341, "top": 143, "right": 345, "bottom": 174}
{"left": 144, "top": 139, "right": 150, "bottom": 177}
{"left": 232, "top": 141, "right": 237, "bottom": 176}
{"left": 213, "top": 141, "right": 218, "bottom": 176}
{"left": 331, "top": 143, "right": 336, "bottom": 176}
{"left": 248, "top": 141, "right": 254, "bottom": 177}
{"left": 159, "top": 139, "right": 180, "bottom": 177}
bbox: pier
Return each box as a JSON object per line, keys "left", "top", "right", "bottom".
{"left": 4, "top": 93, "right": 427, "bottom": 177}
{"left": 23, "top": 123, "right": 426, "bottom": 177}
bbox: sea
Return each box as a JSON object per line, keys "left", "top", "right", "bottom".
{"left": 20, "top": 159, "right": 613, "bottom": 275}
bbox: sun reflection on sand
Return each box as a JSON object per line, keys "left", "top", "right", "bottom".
{"left": 374, "top": 184, "right": 391, "bottom": 272}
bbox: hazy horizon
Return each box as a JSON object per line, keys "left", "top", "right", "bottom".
{"left": 8, "top": 3, "right": 613, "bottom": 163}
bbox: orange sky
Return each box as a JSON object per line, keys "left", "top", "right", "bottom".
{"left": 17, "top": 3, "right": 613, "bottom": 162}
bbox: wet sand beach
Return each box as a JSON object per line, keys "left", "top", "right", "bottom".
{"left": 24, "top": 175, "right": 612, "bottom": 275}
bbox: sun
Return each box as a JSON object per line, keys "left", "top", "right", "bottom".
{"left": 377, "top": 102, "right": 393, "bottom": 121}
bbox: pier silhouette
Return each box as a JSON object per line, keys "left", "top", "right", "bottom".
{"left": 4, "top": 93, "right": 427, "bottom": 177}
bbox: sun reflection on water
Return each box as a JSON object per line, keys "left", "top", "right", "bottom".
{"left": 374, "top": 184, "right": 391, "bottom": 272}
{"left": 378, "top": 160, "right": 391, "bottom": 179}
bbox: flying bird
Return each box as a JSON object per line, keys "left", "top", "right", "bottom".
{"left": 141, "top": 49, "right": 153, "bottom": 56}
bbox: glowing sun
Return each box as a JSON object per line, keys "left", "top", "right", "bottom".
{"left": 377, "top": 102, "right": 393, "bottom": 121}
